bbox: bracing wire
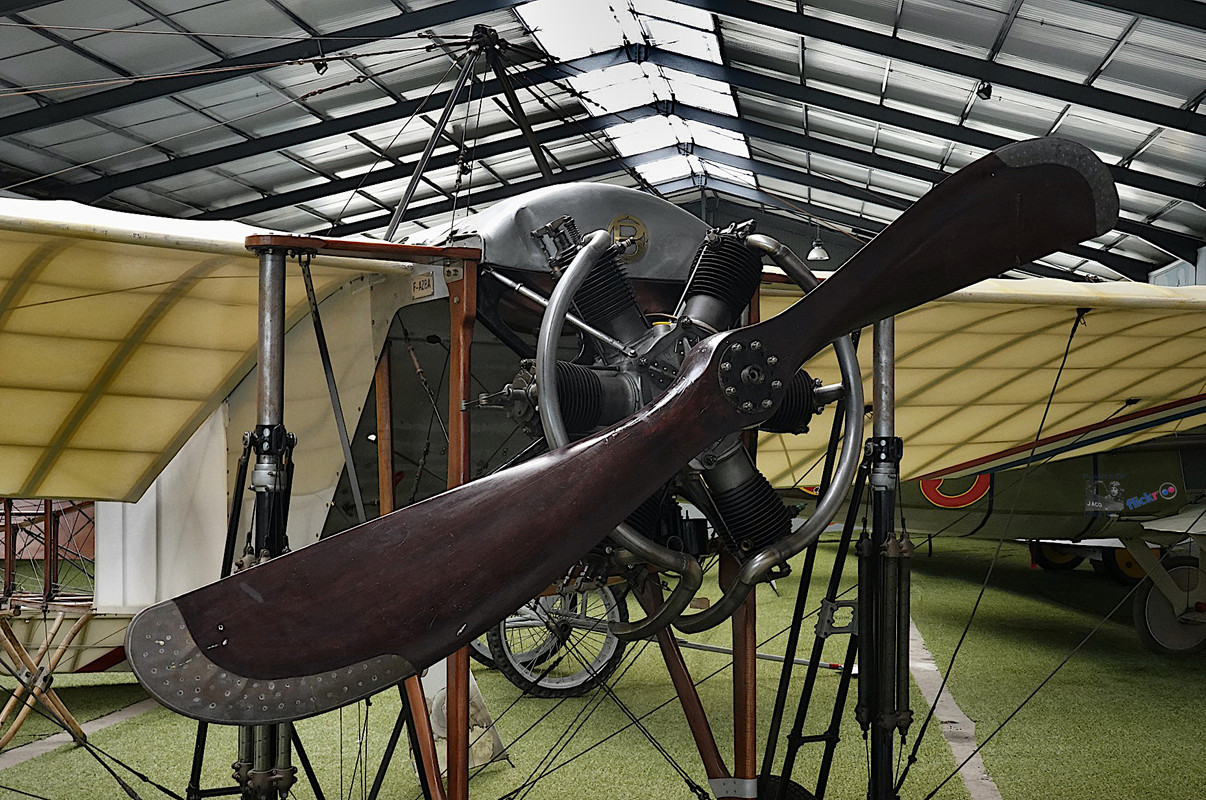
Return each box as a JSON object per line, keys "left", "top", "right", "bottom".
{"left": 921, "top": 510, "right": 1204, "bottom": 799}
{"left": 2, "top": 46, "right": 452, "bottom": 193}
{"left": 895, "top": 307, "right": 1090, "bottom": 793}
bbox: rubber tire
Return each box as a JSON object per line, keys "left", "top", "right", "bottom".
{"left": 1030, "top": 542, "right": 1084, "bottom": 571}
{"left": 488, "top": 583, "right": 629, "bottom": 698}
{"left": 468, "top": 636, "right": 495, "bottom": 669}
{"left": 1094, "top": 546, "right": 1149, "bottom": 585}
{"left": 1132, "top": 556, "right": 1206, "bottom": 655}
{"left": 758, "top": 774, "right": 815, "bottom": 800}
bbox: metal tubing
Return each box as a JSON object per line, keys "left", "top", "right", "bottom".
{"left": 255, "top": 249, "right": 287, "bottom": 429}
{"left": 761, "top": 393, "right": 847, "bottom": 781}
{"left": 301, "top": 256, "right": 366, "bottom": 524}
{"left": 868, "top": 317, "right": 896, "bottom": 800}
{"left": 485, "top": 47, "right": 554, "bottom": 182}
{"left": 253, "top": 724, "right": 273, "bottom": 773}
{"left": 42, "top": 500, "right": 55, "bottom": 604}
{"left": 674, "top": 236, "right": 864, "bottom": 633}
{"left": 535, "top": 230, "right": 704, "bottom": 638}
{"left": 726, "top": 554, "right": 758, "bottom": 782}
{"left": 779, "top": 459, "right": 869, "bottom": 795}
{"left": 385, "top": 46, "right": 481, "bottom": 241}
{"left": 483, "top": 269, "right": 634, "bottom": 356}
{"left": 3, "top": 499, "right": 12, "bottom": 597}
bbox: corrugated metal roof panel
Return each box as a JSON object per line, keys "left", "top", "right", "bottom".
{"left": 802, "top": 0, "right": 899, "bottom": 36}
{"left": 719, "top": 19, "right": 800, "bottom": 79}
{"left": 170, "top": 0, "right": 307, "bottom": 58}
{"left": 1051, "top": 108, "right": 1159, "bottom": 162}
{"left": 1099, "top": 35, "right": 1206, "bottom": 106}
{"left": 280, "top": 0, "right": 400, "bottom": 34}
{"left": 897, "top": 0, "right": 1006, "bottom": 58}
{"left": 0, "top": 46, "right": 119, "bottom": 102}
{"left": 60, "top": 23, "right": 215, "bottom": 76}
{"left": 963, "top": 86, "right": 1064, "bottom": 138}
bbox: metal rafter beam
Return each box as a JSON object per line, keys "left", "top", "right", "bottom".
{"left": 59, "top": 49, "right": 627, "bottom": 202}
{"left": 668, "top": 104, "right": 1203, "bottom": 262}
{"left": 683, "top": 143, "right": 1159, "bottom": 278}
{"left": 195, "top": 105, "right": 653, "bottom": 220}
{"left": 676, "top": 0, "right": 1206, "bottom": 137}
{"left": 322, "top": 151, "right": 645, "bottom": 237}
{"left": 641, "top": 47, "right": 1206, "bottom": 208}
{"left": 0, "top": 0, "right": 533, "bottom": 139}
{"left": 676, "top": 176, "right": 1144, "bottom": 280}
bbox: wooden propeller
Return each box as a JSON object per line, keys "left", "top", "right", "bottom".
{"left": 128, "top": 137, "right": 1117, "bottom": 724}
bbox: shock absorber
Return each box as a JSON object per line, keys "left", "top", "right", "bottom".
{"left": 679, "top": 223, "right": 764, "bottom": 331}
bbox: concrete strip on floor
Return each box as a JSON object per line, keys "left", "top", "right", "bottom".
{"left": 0, "top": 697, "right": 160, "bottom": 771}
{"left": 909, "top": 619, "right": 1003, "bottom": 800}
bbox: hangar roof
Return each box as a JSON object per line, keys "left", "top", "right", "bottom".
{"left": 0, "top": 0, "right": 1203, "bottom": 281}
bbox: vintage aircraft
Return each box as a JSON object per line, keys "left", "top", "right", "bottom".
{"left": 758, "top": 276, "right": 1206, "bottom": 655}
{"left": 8, "top": 133, "right": 1203, "bottom": 799}
{"left": 124, "top": 136, "right": 1119, "bottom": 721}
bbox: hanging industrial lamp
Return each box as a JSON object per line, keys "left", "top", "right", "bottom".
{"left": 807, "top": 224, "right": 830, "bottom": 261}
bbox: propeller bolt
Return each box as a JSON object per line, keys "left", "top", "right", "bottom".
{"left": 761, "top": 399, "right": 774, "bottom": 409}
{"left": 720, "top": 361, "right": 732, "bottom": 372}
{"left": 751, "top": 340, "right": 761, "bottom": 350}
{"left": 741, "top": 401, "right": 754, "bottom": 411}
{"left": 731, "top": 343, "right": 743, "bottom": 352}
{"left": 767, "top": 355, "right": 778, "bottom": 366}
{"left": 771, "top": 379, "right": 782, "bottom": 390}
{"left": 725, "top": 386, "right": 737, "bottom": 396}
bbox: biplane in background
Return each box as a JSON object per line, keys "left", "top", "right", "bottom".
{"left": 762, "top": 280, "right": 1206, "bottom": 655}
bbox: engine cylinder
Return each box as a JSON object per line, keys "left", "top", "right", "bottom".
{"left": 681, "top": 234, "right": 763, "bottom": 330}
{"left": 704, "top": 446, "right": 791, "bottom": 560}
{"left": 712, "top": 472, "right": 792, "bottom": 559}
{"left": 761, "top": 370, "right": 817, "bottom": 434}
{"left": 554, "top": 361, "right": 603, "bottom": 434}
{"left": 572, "top": 248, "right": 648, "bottom": 347}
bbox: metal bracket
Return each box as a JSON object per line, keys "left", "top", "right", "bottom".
{"left": 816, "top": 597, "right": 858, "bottom": 638}
{"left": 708, "top": 777, "right": 758, "bottom": 799}
{"left": 864, "top": 436, "right": 903, "bottom": 465}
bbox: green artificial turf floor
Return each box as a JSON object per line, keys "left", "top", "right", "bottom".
{"left": 1, "top": 537, "right": 1202, "bottom": 799}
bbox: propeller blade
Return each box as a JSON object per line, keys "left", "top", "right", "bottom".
{"left": 128, "top": 137, "right": 1116, "bottom": 724}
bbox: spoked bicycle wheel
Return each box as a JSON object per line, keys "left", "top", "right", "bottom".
{"left": 487, "top": 583, "right": 628, "bottom": 698}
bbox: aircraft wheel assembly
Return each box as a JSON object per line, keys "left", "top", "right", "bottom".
{"left": 487, "top": 583, "right": 629, "bottom": 697}
{"left": 1092, "top": 546, "right": 1149, "bottom": 585}
{"left": 1132, "top": 556, "right": 1206, "bottom": 655}
{"left": 1029, "top": 542, "right": 1084, "bottom": 571}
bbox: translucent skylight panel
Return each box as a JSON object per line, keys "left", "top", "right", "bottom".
{"left": 702, "top": 161, "right": 756, "bottom": 188}
{"left": 281, "top": 0, "right": 397, "bottom": 34}
{"left": 568, "top": 62, "right": 661, "bottom": 114}
{"left": 632, "top": 0, "right": 715, "bottom": 31}
{"left": 636, "top": 154, "right": 695, "bottom": 185}
{"left": 605, "top": 116, "right": 678, "bottom": 157}
{"left": 642, "top": 18, "right": 722, "bottom": 64}
{"left": 661, "top": 67, "right": 737, "bottom": 116}
{"left": 170, "top": 0, "right": 308, "bottom": 58}
{"left": 683, "top": 119, "right": 750, "bottom": 158}
{"left": 73, "top": 22, "right": 215, "bottom": 76}
{"left": 518, "top": 0, "right": 631, "bottom": 61}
